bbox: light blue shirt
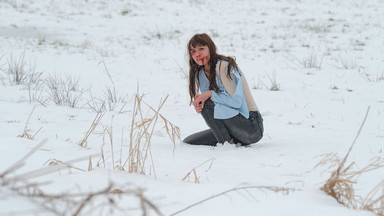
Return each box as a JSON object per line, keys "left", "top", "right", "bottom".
{"left": 198, "top": 61, "right": 249, "bottom": 119}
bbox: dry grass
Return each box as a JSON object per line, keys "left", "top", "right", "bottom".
{"left": 262, "top": 72, "right": 280, "bottom": 91}
{"left": 7, "top": 52, "right": 28, "bottom": 85}
{"left": 43, "top": 158, "right": 86, "bottom": 174}
{"left": 17, "top": 128, "right": 42, "bottom": 140}
{"left": 144, "top": 99, "right": 181, "bottom": 152}
{"left": 0, "top": 140, "right": 165, "bottom": 216}
{"left": 169, "top": 185, "right": 296, "bottom": 216}
{"left": 299, "top": 51, "right": 324, "bottom": 69}
{"left": 92, "top": 86, "right": 180, "bottom": 176}
{"left": 46, "top": 73, "right": 85, "bottom": 108}
{"left": 12, "top": 182, "right": 165, "bottom": 216}
{"left": 98, "top": 117, "right": 122, "bottom": 171}
{"left": 318, "top": 106, "right": 384, "bottom": 215}
{"left": 119, "top": 87, "right": 180, "bottom": 176}
{"left": 0, "top": 140, "right": 47, "bottom": 180}
{"left": 182, "top": 158, "right": 215, "bottom": 183}
{"left": 88, "top": 155, "right": 92, "bottom": 171}
{"left": 78, "top": 111, "right": 104, "bottom": 147}
{"left": 290, "top": 51, "right": 324, "bottom": 69}
{"left": 17, "top": 105, "right": 42, "bottom": 140}
{"left": 362, "top": 179, "right": 384, "bottom": 215}
{"left": 319, "top": 155, "right": 384, "bottom": 209}
{"left": 338, "top": 55, "right": 358, "bottom": 70}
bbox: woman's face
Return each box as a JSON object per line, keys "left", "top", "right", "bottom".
{"left": 190, "top": 45, "right": 210, "bottom": 67}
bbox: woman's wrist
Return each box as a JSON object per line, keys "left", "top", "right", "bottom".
{"left": 204, "top": 90, "right": 212, "bottom": 99}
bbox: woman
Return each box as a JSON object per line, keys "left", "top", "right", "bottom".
{"left": 183, "top": 33, "right": 264, "bottom": 146}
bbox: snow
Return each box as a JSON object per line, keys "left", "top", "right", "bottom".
{"left": 1, "top": 0, "right": 383, "bottom": 215}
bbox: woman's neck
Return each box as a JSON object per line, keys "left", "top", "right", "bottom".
{"left": 204, "top": 65, "right": 210, "bottom": 74}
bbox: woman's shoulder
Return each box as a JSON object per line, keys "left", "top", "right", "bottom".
{"left": 216, "top": 59, "right": 229, "bottom": 67}
{"left": 216, "top": 60, "right": 229, "bottom": 75}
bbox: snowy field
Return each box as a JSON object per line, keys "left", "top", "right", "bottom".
{"left": 1, "top": 0, "right": 384, "bottom": 215}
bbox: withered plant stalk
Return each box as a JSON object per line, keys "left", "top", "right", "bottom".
{"left": 122, "top": 86, "right": 180, "bottom": 176}
{"left": 319, "top": 106, "right": 384, "bottom": 215}
{"left": 182, "top": 158, "right": 216, "bottom": 184}
{"left": 78, "top": 111, "right": 104, "bottom": 147}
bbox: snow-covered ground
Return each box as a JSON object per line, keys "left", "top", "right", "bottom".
{"left": 1, "top": 0, "right": 383, "bottom": 215}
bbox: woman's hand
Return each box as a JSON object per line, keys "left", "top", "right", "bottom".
{"left": 193, "top": 91, "right": 212, "bottom": 113}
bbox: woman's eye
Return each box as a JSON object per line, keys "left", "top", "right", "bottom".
{"left": 199, "top": 47, "right": 204, "bottom": 50}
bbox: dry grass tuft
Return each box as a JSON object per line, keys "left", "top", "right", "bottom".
{"left": 46, "top": 73, "right": 85, "bottom": 108}
{"left": 1, "top": 141, "right": 165, "bottom": 216}
{"left": 169, "top": 185, "right": 297, "bottom": 216}
{"left": 93, "top": 86, "right": 180, "bottom": 176}
{"left": 88, "top": 155, "right": 92, "bottom": 171}
{"left": 319, "top": 106, "right": 384, "bottom": 215}
{"left": 320, "top": 107, "right": 370, "bottom": 205}
{"left": 17, "top": 128, "right": 41, "bottom": 140}
{"left": 362, "top": 179, "right": 384, "bottom": 215}
{"left": 98, "top": 116, "right": 123, "bottom": 171}
{"left": 182, "top": 158, "right": 215, "bottom": 183}
{"left": 0, "top": 140, "right": 47, "bottom": 180}
{"left": 17, "top": 105, "right": 42, "bottom": 140}
{"left": 121, "top": 87, "right": 180, "bottom": 176}
{"left": 43, "top": 158, "right": 86, "bottom": 174}
{"left": 320, "top": 155, "right": 384, "bottom": 213}
{"left": 78, "top": 111, "right": 104, "bottom": 147}
{"left": 144, "top": 99, "right": 181, "bottom": 148}
{"left": 112, "top": 188, "right": 124, "bottom": 194}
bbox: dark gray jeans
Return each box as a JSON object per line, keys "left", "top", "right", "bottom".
{"left": 183, "top": 100, "right": 264, "bottom": 146}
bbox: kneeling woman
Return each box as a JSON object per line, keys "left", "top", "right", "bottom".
{"left": 183, "top": 33, "right": 264, "bottom": 146}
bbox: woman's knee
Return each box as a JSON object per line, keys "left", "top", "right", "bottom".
{"left": 182, "top": 135, "right": 194, "bottom": 144}
{"left": 183, "top": 130, "right": 218, "bottom": 146}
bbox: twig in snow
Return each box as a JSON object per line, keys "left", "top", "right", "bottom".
{"left": 170, "top": 185, "right": 296, "bottom": 216}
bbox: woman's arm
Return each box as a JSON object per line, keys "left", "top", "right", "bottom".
{"left": 210, "top": 62, "right": 243, "bottom": 108}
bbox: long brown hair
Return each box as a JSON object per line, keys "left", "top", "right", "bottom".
{"left": 187, "top": 33, "right": 239, "bottom": 104}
